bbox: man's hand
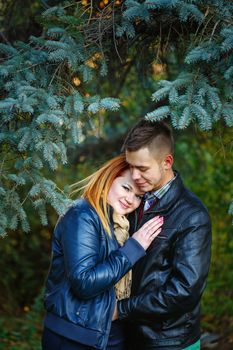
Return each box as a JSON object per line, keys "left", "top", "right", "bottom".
{"left": 112, "top": 302, "right": 119, "bottom": 321}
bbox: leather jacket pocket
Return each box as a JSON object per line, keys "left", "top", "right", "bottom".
{"left": 75, "top": 302, "right": 88, "bottom": 326}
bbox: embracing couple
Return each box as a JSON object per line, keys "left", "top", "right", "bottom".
{"left": 42, "top": 120, "right": 212, "bottom": 350}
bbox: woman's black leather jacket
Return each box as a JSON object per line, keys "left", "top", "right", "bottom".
{"left": 43, "top": 199, "right": 145, "bottom": 349}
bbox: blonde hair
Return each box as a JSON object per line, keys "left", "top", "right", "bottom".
{"left": 70, "top": 154, "right": 129, "bottom": 235}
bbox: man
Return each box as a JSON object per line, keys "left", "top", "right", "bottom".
{"left": 115, "top": 119, "right": 212, "bottom": 350}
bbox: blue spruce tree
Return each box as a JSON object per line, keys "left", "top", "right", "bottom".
{"left": 0, "top": 0, "right": 232, "bottom": 235}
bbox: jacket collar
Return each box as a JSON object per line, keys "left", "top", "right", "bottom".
{"left": 137, "top": 171, "right": 185, "bottom": 216}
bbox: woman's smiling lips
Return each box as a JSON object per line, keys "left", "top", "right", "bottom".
{"left": 119, "top": 200, "right": 130, "bottom": 209}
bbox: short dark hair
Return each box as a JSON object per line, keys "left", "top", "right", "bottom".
{"left": 122, "top": 119, "right": 174, "bottom": 158}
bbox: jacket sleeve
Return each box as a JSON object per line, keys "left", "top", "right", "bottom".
{"left": 118, "top": 210, "right": 212, "bottom": 321}
{"left": 59, "top": 206, "right": 145, "bottom": 299}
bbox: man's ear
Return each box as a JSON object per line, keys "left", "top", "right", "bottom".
{"left": 163, "top": 154, "right": 173, "bottom": 170}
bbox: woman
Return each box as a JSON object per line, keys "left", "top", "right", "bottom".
{"left": 42, "top": 154, "right": 163, "bottom": 350}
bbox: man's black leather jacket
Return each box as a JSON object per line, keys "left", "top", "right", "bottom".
{"left": 118, "top": 173, "right": 212, "bottom": 350}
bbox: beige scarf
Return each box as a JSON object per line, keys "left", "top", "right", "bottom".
{"left": 113, "top": 212, "right": 132, "bottom": 300}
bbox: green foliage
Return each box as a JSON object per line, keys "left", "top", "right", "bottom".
{"left": 0, "top": 226, "right": 50, "bottom": 313}
{"left": 0, "top": 2, "right": 120, "bottom": 236}
{"left": 175, "top": 124, "right": 233, "bottom": 332}
{"left": 141, "top": 4, "right": 233, "bottom": 131}
{"left": 0, "top": 290, "right": 44, "bottom": 350}
{"left": 0, "top": 0, "right": 232, "bottom": 231}
{"left": 0, "top": 0, "right": 44, "bottom": 43}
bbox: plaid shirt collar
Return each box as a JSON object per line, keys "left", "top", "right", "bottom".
{"left": 143, "top": 172, "right": 177, "bottom": 210}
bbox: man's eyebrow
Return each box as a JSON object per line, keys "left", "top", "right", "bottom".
{"left": 134, "top": 165, "right": 149, "bottom": 170}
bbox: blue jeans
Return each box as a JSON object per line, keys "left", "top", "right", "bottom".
{"left": 42, "top": 327, "right": 125, "bottom": 350}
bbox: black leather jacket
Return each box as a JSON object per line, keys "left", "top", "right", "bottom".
{"left": 43, "top": 199, "right": 145, "bottom": 350}
{"left": 118, "top": 173, "right": 212, "bottom": 350}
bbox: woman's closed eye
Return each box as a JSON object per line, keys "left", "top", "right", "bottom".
{"left": 122, "top": 184, "right": 130, "bottom": 192}
{"left": 122, "top": 184, "right": 143, "bottom": 200}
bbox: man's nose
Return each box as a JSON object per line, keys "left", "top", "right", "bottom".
{"left": 131, "top": 168, "right": 141, "bottom": 180}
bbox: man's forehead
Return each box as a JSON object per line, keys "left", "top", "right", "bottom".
{"left": 125, "top": 148, "right": 156, "bottom": 164}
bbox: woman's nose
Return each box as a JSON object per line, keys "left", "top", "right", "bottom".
{"left": 125, "top": 193, "right": 133, "bottom": 204}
